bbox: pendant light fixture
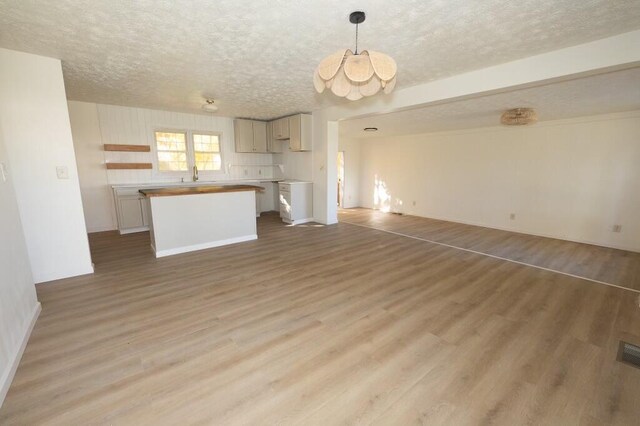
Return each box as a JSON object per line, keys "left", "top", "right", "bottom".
{"left": 314, "top": 11, "right": 397, "bottom": 101}
{"left": 501, "top": 108, "right": 537, "bottom": 125}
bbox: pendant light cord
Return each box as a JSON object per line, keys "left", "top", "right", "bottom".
{"left": 355, "top": 22, "right": 359, "bottom": 55}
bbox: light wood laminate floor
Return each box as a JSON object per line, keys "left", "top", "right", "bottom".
{"left": 1, "top": 212, "right": 640, "bottom": 424}
{"left": 340, "top": 208, "right": 640, "bottom": 292}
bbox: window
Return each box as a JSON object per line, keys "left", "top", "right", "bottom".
{"left": 193, "top": 133, "right": 222, "bottom": 171}
{"left": 155, "top": 131, "right": 188, "bottom": 171}
{"left": 154, "top": 130, "right": 223, "bottom": 173}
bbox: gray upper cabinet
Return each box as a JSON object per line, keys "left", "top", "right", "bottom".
{"left": 234, "top": 119, "right": 268, "bottom": 153}
{"left": 234, "top": 119, "right": 254, "bottom": 153}
{"left": 266, "top": 121, "right": 283, "bottom": 153}
{"left": 252, "top": 121, "right": 267, "bottom": 152}
{"left": 288, "top": 114, "right": 312, "bottom": 152}
{"left": 272, "top": 117, "right": 290, "bottom": 140}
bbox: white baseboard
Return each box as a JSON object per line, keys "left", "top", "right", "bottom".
{"left": 119, "top": 226, "right": 150, "bottom": 235}
{"left": 0, "top": 302, "right": 41, "bottom": 408}
{"left": 284, "top": 218, "right": 315, "bottom": 225}
{"left": 153, "top": 234, "right": 258, "bottom": 258}
{"left": 362, "top": 207, "right": 640, "bottom": 253}
{"left": 87, "top": 225, "right": 118, "bottom": 233}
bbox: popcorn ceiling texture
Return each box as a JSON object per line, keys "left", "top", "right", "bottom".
{"left": 340, "top": 68, "right": 640, "bottom": 138}
{"left": 1, "top": 0, "right": 639, "bottom": 120}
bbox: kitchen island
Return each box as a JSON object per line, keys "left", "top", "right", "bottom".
{"left": 139, "top": 184, "right": 263, "bottom": 257}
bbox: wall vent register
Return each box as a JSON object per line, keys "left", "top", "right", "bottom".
{"left": 619, "top": 341, "right": 640, "bottom": 369}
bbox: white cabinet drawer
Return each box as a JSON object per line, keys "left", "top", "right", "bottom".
{"left": 278, "top": 183, "right": 290, "bottom": 192}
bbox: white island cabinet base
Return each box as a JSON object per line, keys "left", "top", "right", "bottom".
{"left": 148, "top": 191, "right": 257, "bottom": 258}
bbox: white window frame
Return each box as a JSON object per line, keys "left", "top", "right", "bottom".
{"left": 153, "top": 128, "right": 189, "bottom": 175}
{"left": 190, "top": 130, "right": 225, "bottom": 177}
{"left": 153, "top": 128, "right": 226, "bottom": 178}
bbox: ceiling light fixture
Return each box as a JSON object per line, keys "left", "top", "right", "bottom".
{"left": 364, "top": 127, "right": 378, "bottom": 132}
{"left": 202, "top": 99, "right": 218, "bottom": 113}
{"left": 501, "top": 108, "right": 537, "bottom": 125}
{"left": 314, "top": 11, "right": 397, "bottom": 101}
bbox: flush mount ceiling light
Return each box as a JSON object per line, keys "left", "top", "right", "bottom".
{"left": 501, "top": 108, "right": 537, "bottom": 125}
{"left": 314, "top": 11, "right": 397, "bottom": 101}
{"left": 363, "top": 127, "right": 378, "bottom": 132}
{"left": 202, "top": 99, "right": 218, "bottom": 113}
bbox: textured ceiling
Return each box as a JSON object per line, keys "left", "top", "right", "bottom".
{"left": 1, "top": 0, "right": 640, "bottom": 120}
{"left": 339, "top": 67, "right": 640, "bottom": 138}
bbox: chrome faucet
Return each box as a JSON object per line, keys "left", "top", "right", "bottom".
{"left": 192, "top": 165, "right": 199, "bottom": 182}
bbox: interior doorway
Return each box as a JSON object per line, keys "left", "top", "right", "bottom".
{"left": 337, "top": 151, "right": 345, "bottom": 207}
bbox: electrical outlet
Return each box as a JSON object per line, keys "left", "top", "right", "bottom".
{"left": 510, "top": 213, "right": 516, "bottom": 220}
{"left": 258, "top": 169, "right": 262, "bottom": 175}
{"left": 56, "top": 166, "right": 69, "bottom": 179}
{"left": 412, "top": 201, "right": 416, "bottom": 206}
{"left": 244, "top": 169, "right": 248, "bottom": 176}
{"left": 612, "top": 224, "right": 622, "bottom": 233}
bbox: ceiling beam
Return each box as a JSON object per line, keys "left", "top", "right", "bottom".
{"left": 325, "top": 30, "right": 640, "bottom": 121}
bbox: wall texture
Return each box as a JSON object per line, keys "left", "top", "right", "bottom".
{"left": 0, "top": 60, "right": 40, "bottom": 407}
{"left": 0, "top": 48, "right": 93, "bottom": 283}
{"left": 356, "top": 111, "right": 640, "bottom": 252}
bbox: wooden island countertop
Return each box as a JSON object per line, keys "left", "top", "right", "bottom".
{"left": 139, "top": 184, "right": 264, "bottom": 197}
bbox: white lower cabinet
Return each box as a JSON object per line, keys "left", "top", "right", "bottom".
{"left": 278, "top": 181, "right": 313, "bottom": 225}
{"left": 113, "top": 188, "right": 150, "bottom": 234}
{"left": 113, "top": 181, "right": 279, "bottom": 234}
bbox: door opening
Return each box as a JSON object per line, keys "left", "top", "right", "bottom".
{"left": 337, "top": 151, "right": 345, "bottom": 208}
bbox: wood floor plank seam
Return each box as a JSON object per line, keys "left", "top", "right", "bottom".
{"left": 340, "top": 220, "right": 640, "bottom": 295}
{"left": 3, "top": 212, "right": 640, "bottom": 424}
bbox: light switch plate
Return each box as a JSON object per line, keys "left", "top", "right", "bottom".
{"left": 56, "top": 166, "right": 69, "bottom": 179}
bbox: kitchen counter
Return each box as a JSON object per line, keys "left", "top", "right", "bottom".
{"left": 112, "top": 178, "right": 283, "bottom": 190}
{"left": 139, "top": 184, "right": 263, "bottom": 197}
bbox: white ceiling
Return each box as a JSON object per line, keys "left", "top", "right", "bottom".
{"left": 339, "top": 67, "right": 640, "bottom": 138}
{"left": 1, "top": 1, "right": 640, "bottom": 120}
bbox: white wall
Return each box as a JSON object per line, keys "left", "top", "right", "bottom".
{"left": 0, "top": 118, "right": 41, "bottom": 407}
{"left": 68, "top": 102, "right": 118, "bottom": 232}
{"left": 68, "top": 101, "right": 289, "bottom": 232}
{"left": 0, "top": 48, "right": 93, "bottom": 283}
{"left": 276, "top": 149, "right": 313, "bottom": 183}
{"left": 338, "top": 137, "right": 361, "bottom": 209}
{"left": 356, "top": 111, "right": 640, "bottom": 252}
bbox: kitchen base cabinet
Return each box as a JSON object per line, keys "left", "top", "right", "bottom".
{"left": 279, "top": 181, "right": 313, "bottom": 225}
{"left": 113, "top": 188, "right": 150, "bottom": 234}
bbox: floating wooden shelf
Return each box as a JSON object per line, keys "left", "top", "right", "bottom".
{"left": 106, "top": 163, "right": 153, "bottom": 170}
{"left": 104, "top": 144, "right": 151, "bottom": 152}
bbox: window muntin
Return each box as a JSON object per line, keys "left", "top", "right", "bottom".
{"left": 155, "top": 131, "right": 188, "bottom": 171}
{"left": 193, "top": 133, "right": 222, "bottom": 171}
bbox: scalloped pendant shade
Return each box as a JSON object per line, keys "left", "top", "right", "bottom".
{"left": 501, "top": 108, "right": 538, "bottom": 125}
{"left": 314, "top": 12, "right": 397, "bottom": 100}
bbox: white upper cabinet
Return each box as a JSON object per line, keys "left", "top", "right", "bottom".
{"left": 234, "top": 119, "right": 268, "bottom": 153}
